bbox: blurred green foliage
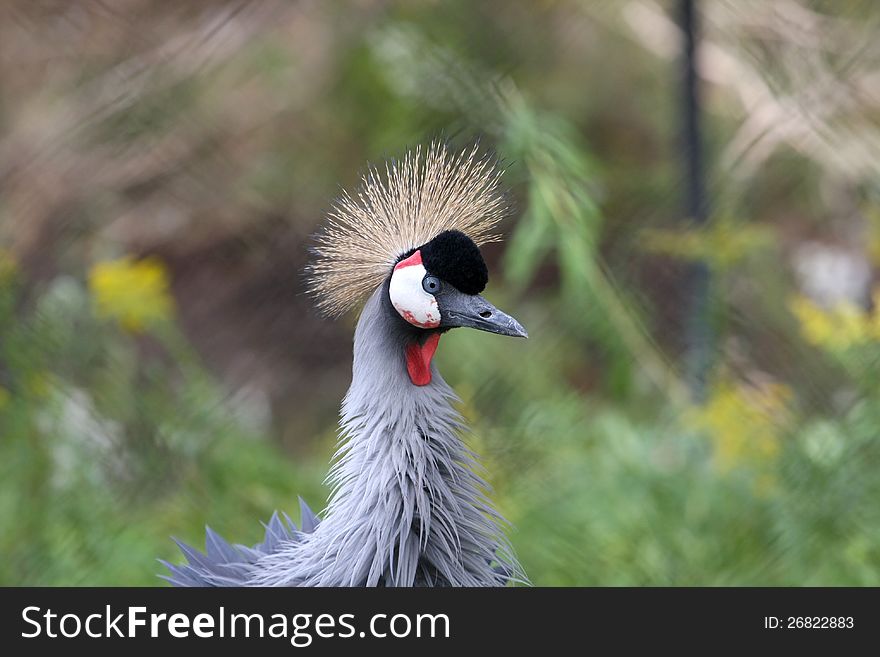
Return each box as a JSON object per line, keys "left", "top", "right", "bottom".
{"left": 2, "top": 1, "right": 880, "bottom": 586}
{"left": 0, "top": 266, "right": 326, "bottom": 585}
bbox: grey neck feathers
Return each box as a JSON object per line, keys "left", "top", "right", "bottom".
{"left": 249, "top": 286, "right": 522, "bottom": 586}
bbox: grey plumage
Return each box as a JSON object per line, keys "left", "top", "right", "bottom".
{"left": 161, "top": 500, "right": 319, "bottom": 587}
{"left": 166, "top": 287, "right": 524, "bottom": 586}
{"left": 249, "top": 286, "right": 522, "bottom": 586}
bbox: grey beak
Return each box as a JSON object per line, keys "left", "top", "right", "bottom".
{"left": 439, "top": 290, "right": 528, "bottom": 338}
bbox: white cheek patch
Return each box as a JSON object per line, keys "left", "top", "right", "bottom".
{"left": 389, "top": 251, "right": 441, "bottom": 328}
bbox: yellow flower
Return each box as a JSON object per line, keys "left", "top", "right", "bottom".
{"left": 789, "top": 294, "right": 877, "bottom": 351}
{"left": 689, "top": 380, "right": 791, "bottom": 474}
{"left": 88, "top": 256, "right": 174, "bottom": 333}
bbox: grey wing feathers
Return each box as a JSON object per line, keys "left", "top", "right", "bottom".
{"left": 160, "top": 498, "right": 319, "bottom": 587}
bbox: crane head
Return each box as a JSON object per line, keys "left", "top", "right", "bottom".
{"left": 389, "top": 229, "right": 527, "bottom": 338}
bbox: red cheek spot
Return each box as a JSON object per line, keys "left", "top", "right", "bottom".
{"left": 400, "top": 308, "right": 439, "bottom": 329}
{"left": 394, "top": 249, "right": 423, "bottom": 270}
{"left": 405, "top": 333, "right": 440, "bottom": 386}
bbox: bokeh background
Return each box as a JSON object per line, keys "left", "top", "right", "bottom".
{"left": 2, "top": 0, "right": 880, "bottom": 586}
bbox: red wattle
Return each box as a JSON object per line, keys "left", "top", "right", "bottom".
{"left": 405, "top": 333, "right": 440, "bottom": 386}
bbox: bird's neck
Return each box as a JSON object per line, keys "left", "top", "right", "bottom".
{"left": 312, "top": 286, "right": 519, "bottom": 586}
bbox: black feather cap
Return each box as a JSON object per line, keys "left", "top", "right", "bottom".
{"left": 406, "top": 229, "right": 489, "bottom": 295}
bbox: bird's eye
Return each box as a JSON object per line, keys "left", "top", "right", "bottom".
{"left": 422, "top": 275, "right": 442, "bottom": 294}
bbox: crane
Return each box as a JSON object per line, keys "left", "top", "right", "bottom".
{"left": 163, "top": 143, "right": 528, "bottom": 586}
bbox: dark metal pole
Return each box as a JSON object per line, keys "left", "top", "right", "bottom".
{"left": 680, "top": 0, "right": 712, "bottom": 400}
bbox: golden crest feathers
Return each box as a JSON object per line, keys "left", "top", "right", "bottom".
{"left": 307, "top": 142, "right": 508, "bottom": 317}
